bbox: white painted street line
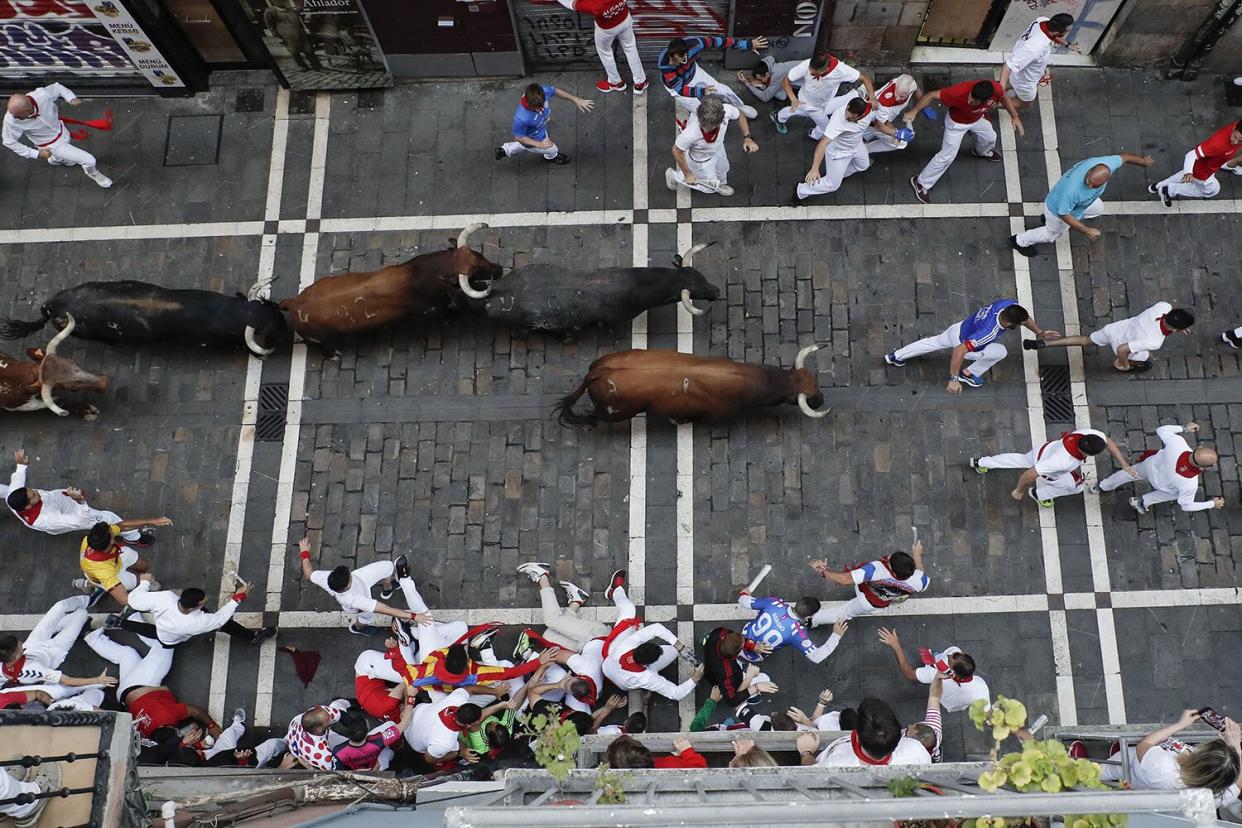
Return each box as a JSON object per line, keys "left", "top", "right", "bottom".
{"left": 208, "top": 87, "right": 291, "bottom": 724}
{"left": 0, "top": 221, "right": 267, "bottom": 245}
{"left": 675, "top": 189, "right": 694, "bottom": 728}
{"left": 1038, "top": 87, "right": 1126, "bottom": 725}
{"left": 319, "top": 211, "right": 633, "bottom": 234}
{"left": 999, "top": 85, "right": 1078, "bottom": 727}
{"left": 254, "top": 92, "right": 332, "bottom": 728}
{"left": 628, "top": 91, "right": 649, "bottom": 607}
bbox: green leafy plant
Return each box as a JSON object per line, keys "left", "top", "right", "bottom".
{"left": 968, "top": 697, "right": 1125, "bottom": 828}
{"left": 593, "top": 762, "right": 628, "bottom": 805}
{"left": 526, "top": 710, "right": 581, "bottom": 798}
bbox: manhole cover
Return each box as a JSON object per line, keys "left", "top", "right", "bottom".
{"left": 235, "top": 88, "right": 265, "bottom": 113}
{"left": 164, "top": 114, "right": 222, "bottom": 166}
{"left": 256, "top": 383, "right": 289, "bottom": 441}
{"left": 1039, "top": 365, "right": 1074, "bottom": 423}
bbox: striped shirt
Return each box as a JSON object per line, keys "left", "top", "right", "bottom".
{"left": 657, "top": 36, "right": 752, "bottom": 98}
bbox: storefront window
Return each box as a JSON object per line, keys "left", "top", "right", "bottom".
{"left": 164, "top": 0, "right": 245, "bottom": 63}
{"left": 0, "top": 0, "right": 142, "bottom": 79}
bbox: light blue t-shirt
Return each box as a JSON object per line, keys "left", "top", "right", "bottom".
{"left": 1045, "top": 155, "right": 1123, "bottom": 220}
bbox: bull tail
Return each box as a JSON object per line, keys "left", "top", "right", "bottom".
{"left": 0, "top": 307, "right": 50, "bottom": 340}
{"left": 553, "top": 376, "right": 598, "bottom": 428}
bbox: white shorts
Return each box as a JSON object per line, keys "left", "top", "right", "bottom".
{"left": 1010, "top": 80, "right": 1038, "bottom": 102}
{"left": 1090, "top": 323, "right": 1150, "bottom": 361}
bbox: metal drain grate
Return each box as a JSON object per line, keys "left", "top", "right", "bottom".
{"left": 255, "top": 383, "right": 289, "bottom": 441}
{"left": 1039, "top": 365, "right": 1074, "bottom": 423}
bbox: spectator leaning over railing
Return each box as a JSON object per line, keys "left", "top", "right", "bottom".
{"left": 1099, "top": 709, "right": 1241, "bottom": 806}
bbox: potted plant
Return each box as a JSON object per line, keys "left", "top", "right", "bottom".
{"left": 888, "top": 776, "right": 964, "bottom": 828}
{"left": 526, "top": 710, "right": 583, "bottom": 806}
{"left": 968, "top": 696, "right": 1124, "bottom": 828}
{"left": 593, "top": 762, "right": 628, "bottom": 805}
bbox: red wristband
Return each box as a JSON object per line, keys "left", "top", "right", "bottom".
{"left": 231, "top": 591, "right": 247, "bottom": 603}
{"left": 299, "top": 550, "right": 310, "bottom": 560}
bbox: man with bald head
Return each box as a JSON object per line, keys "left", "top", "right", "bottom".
{"left": 1097, "top": 423, "right": 1224, "bottom": 514}
{"left": 2, "top": 83, "right": 111, "bottom": 187}
{"left": 1010, "top": 151, "right": 1153, "bottom": 255}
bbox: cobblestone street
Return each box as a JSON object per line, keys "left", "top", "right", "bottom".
{"left": 2, "top": 64, "right": 1240, "bottom": 755}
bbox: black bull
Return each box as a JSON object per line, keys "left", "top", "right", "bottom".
{"left": 472, "top": 243, "right": 721, "bottom": 332}
{"left": 0, "top": 281, "right": 288, "bottom": 357}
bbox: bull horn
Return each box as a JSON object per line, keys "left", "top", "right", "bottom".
{"left": 456, "top": 222, "right": 487, "bottom": 250}
{"left": 798, "top": 393, "right": 830, "bottom": 419}
{"left": 40, "top": 384, "right": 69, "bottom": 417}
{"left": 679, "top": 241, "right": 715, "bottom": 268}
{"left": 45, "top": 314, "right": 76, "bottom": 355}
{"left": 244, "top": 325, "right": 276, "bottom": 357}
{"left": 794, "top": 343, "right": 822, "bottom": 370}
{"left": 680, "top": 289, "right": 708, "bottom": 316}
{"left": 247, "top": 275, "right": 277, "bottom": 301}
{"left": 458, "top": 273, "right": 492, "bottom": 299}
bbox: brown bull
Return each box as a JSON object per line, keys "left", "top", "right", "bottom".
{"left": 0, "top": 315, "right": 108, "bottom": 419}
{"left": 554, "top": 345, "right": 829, "bottom": 426}
{"left": 278, "top": 224, "right": 502, "bottom": 344}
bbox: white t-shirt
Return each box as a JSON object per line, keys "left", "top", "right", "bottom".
{"left": 816, "top": 734, "right": 931, "bottom": 766}
{"left": 787, "top": 57, "right": 860, "bottom": 109}
{"left": 1094, "top": 302, "right": 1172, "bottom": 358}
{"left": 1006, "top": 17, "right": 1055, "bottom": 93}
{"left": 311, "top": 569, "right": 378, "bottom": 615}
{"left": 914, "top": 646, "right": 991, "bottom": 712}
{"left": 675, "top": 104, "right": 739, "bottom": 165}
{"left": 1034, "top": 428, "right": 1106, "bottom": 479}
{"left": 406, "top": 688, "right": 470, "bottom": 759}
{"left": 124, "top": 582, "right": 241, "bottom": 646}
{"left": 1134, "top": 740, "right": 1241, "bottom": 806}
{"left": 822, "top": 99, "right": 876, "bottom": 159}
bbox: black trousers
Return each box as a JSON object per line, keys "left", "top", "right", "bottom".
{"left": 120, "top": 617, "right": 253, "bottom": 645}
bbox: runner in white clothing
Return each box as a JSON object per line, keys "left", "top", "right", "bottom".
{"left": 808, "top": 538, "right": 930, "bottom": 626}
{"left": 772, "top": 51, "right": 874, "bottom": 139}
{"left": 599, "top": 570, "right": 704, "bottom": 700}
{"left": 297, "top": 538, "right": 430, "bottom": 635}
{"left": 0, "top": 595, "right": 115, "bottom": 701}
{"left": 4, "top": 449, "right": 170, "bottom": 543}
{"left": 972, "top": 428, "right": 1135, "bottom": 507}
{"left": 1099, "top": 423, "right": 1224, "bottom": 514}
{"left": 3, "top": 83, "right": 112, "bottom": 187}
{"left": 999, "top": 14, "right": 1076, "bottom": 109}
{"left": 797, "top": 96, "right": 883, "bottom": 200}
{"left": 1026, "top": 302, "right": 1194, "bottom": 372}
{"left": 666, "top": 97, "right": 757, "bottom": 196}
{"left": 861, "top": 74, "right": 918, "bottom": 154}
{"left": 878, "top": 629, "right": 990, "bottom": 713}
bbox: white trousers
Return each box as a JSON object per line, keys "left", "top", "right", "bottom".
{"left": 254, "top": 737, "right": 288, "bottom": 767}
{"left": 354, "top": 649, "right": 404, "bottom": 685}
{"left": 595, "top": 18, "right": 643, "bottom": 84}
{"left": 203, "top": 718, "right": 245, "bottom": 761}
{"left": 666, "top": 65, "right": 746, "bottom": 112}
{"left": 1016, "top": 200, "right": 1105, "bottom": 247}
{"left": 810, "top": 593, "right": 876, "bottom": 627}
{"left": 85, "top": 628, "right": 174, "bottom": 699}
{"left": 776, "top": 93, "right": 854, "bottom": 139}
{"left": 1099, "top": 456, "right": 1180, "bottom": 509}
{"left": 43, "top": 133, "right": 98, "bottom": 170}
{"left": 1157, "top": 171, "right": 1221, "bottom": 200}
{"left": 893, "top": 321, "right": 1008, "bottom": 377}
{"left": 342, "top": 560, "right": 397, "bottom": 624}
{"left": 540, "top": 586, "right": 608, "bottom": 650}
{"left": 27, "top": 595, "right": 90, "bottom": 668}
{"left": 673, "top": 151, "right": 730, "bottom": 193}
{"left": 977, "top": 448, "right": 1084, "bottom": 500}
{"left": 0, "top": 766, "right": 41, "bottom": 820}
{"left": 501, "top": 140, "right": 559, "bottom": 160}
{"left": 797, "top": 145, "right": 871, "bottom": 198}
{"left": 916, "top": 115, "right": 997, "bottom": 190}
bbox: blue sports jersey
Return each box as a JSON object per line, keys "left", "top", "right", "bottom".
{"left": 739, "top": 596, "right": 815, "bottom": 662}
{"left": 512, "top": 85, "right": 557, "bottom": 141}
{"left": 958, "top": 299, "right": 1017, "bottom": 352}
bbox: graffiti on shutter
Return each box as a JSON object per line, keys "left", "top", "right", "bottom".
{"left": 516, "top": 0, "right": 729, "bottom": 69}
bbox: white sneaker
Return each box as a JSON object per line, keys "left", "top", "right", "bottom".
{"left": 87, "top": 171, "right": 112, "bottom": 188}
{"left": 740, "top": 104, "right": 758, "bottom": 119}
{"left": 1129, "top": 496, "right": 1148, "bottom": 515}
{"left": 665, "top": 167, "right": 678, "bottom": 191}
{"left": 516, "top": 562, "right": 550, "bottom": 583}
{"left": 15, "top": 762, "right": 60, "bottom": 828}
{"left": 715, "top": 183, "right": 735, "bottom": 196}
{"left": 1228, "top": 165, "right": 1242, "bottom": 177}
{"left": 233, "top": 707, "right": 247, "bottom": 725}
{"left": 560, "top": 580, "right": 590, "bottom": 605}
{"left": 1234, "top": 76, "right": 1242, "bottom": 86}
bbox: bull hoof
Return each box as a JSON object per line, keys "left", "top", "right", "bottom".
{"left": 81, "top": 406, "right": 99, "bottom": 422}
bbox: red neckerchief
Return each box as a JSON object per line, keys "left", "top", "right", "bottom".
{"left": 520, "top": 95, "right": 543, "bottom": 112}
{"left": 572, "top": 673, "right": 598, "bottom": 705}
{"left": 2, "top": 656, "right": 25, "bottom": 682}
{"left": 16, "top": 501, "right": 42, "bottom": 525}
{"left": 1061, "top": 431, "right": 1087, "bottom": 460}
{"left": 850, "top": 730, "right": 892, "bottom": 765}
{"left": 701, "top": 126, "right": 720, "bottom": 143}
{"left": 618, "top": 652, "right": 646, "bottom": 673}
{"left": 600, "top": 617, "right": 641, "bottom": 658}
{"left": 83, "top": 543, "right": 121, "bottom": 563}
{"left": 28, "top": 98, "right": 39, "bottom": 118}
{"left": 950, "top": 673, "right": 973, "bottom": 684}
{"left": 860, "top": 102, "right": 873, "bottom": 118}
{"left": 878, "top": 85, "right": 905, "bottom": 108}
{"left": 438, "top": 707, "right": 464, "bottom": 732}
{"left": 1039, "top": 20, "right": 1053, "bottom": 38}
{"left": 1158, "top": 317, "right": 1171, "bottom": 336}
{"left": 811, "top": 55, "right": 839, "bottom": 78}
{"left": 1175, "top": 451, "right": 1202, "bottom": 479}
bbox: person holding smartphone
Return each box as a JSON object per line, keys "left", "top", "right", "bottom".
{"left": 1099, "top": 709, "right": 1242, "bottom": 806}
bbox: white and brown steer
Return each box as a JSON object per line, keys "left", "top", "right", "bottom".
{"left": 0, "top": 316, "right": 108, "bottom": 419}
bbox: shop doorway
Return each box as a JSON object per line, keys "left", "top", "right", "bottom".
{"left": 917, "top": 0, "right": 1127, "bottom": 54}
{"left": 164, "top": 0, "right": 246, "bottom": 63}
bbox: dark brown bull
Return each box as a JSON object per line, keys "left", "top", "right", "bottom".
{"left": 278, "top": 224, "right": 502, "bottom": 344}
{"left": 0, "top": 315, "right": 108, "bottom": 419}
{"left": 554, "top": 344, "right": 829, "bottom": 426}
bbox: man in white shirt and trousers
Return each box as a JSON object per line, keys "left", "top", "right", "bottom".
{"left": 599, "top": 570, "right": 704, "bottom": 701}
{"left": 3, "top": 84, "right": 112, "bottom": 187}
{"left": 999, "top": 13, "right": 1076, "bottom": 111}
{"left": 796, "top": 96, "right": 885, "bottom": 200}
{"left": 1099, "top": 423, "right": 1225, "bottom": 515}
{"left": 666, "top": 97, "right": 757, "bottom": 196}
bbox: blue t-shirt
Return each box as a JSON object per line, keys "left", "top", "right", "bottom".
{"left": 959, "top": 299, "right": 1017, "bottom": 352}
{"left": 512, "top": 85, "right": 557, "bottom": 141}
{"left": 739, "top": 597, "right": 816, "bottom": 662}
{"left": 1045, "top": 155, "right": 1123, "bottom": 219}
